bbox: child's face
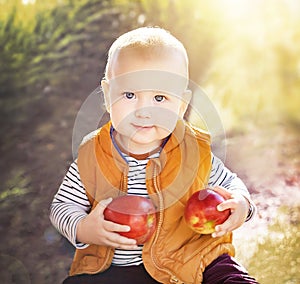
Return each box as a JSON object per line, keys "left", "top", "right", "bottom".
{"left": 102, "top": 47, "right": 191, "bottom": 154}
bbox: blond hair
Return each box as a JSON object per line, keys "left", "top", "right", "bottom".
{"left": 104, "top": 27, "right": 188, "bottom": 79}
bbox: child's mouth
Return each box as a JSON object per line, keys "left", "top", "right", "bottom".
{"left": 132, "top": 124, "right": 154, "bottom": 131}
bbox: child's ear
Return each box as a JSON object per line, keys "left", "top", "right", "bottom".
{"left": 179, "top": 89, "right": 192, "bottom": 118}
{"left": 101, "top": 79, "right": 111, "bottom": 113}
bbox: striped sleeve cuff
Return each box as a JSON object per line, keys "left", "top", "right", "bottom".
{"left": 245, "top": 200, "right": 256, "bottom": 222}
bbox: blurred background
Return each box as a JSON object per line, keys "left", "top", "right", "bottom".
{"left": 0, "top": 0, "right": 299, "bottom": 283}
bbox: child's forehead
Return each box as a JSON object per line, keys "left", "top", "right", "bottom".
{"left": 108, "top": 46, "right": 188, "bottom": 79}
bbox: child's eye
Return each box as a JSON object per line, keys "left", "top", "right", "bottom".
{"left": 154, "top": 95, "right": 165, "bottom": 102}
{"left": 123, "top": 92, "right": 135, "bottom": 99}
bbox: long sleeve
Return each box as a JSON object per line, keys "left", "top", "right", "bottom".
{"left": 208, "top": 154, "right": 256, "bottom": 221}
{"left": 50, "top": 161, "right": 91, "bottom": 248}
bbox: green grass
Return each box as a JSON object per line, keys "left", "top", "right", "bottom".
{"left": 0, "top": 169, "right": 30, "bottom": 201}
{"left": 248, "top": 206, "right": 300, "bottom": 284}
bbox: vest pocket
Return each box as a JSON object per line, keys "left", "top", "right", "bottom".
{"left": 80, "top": 255, "right": 102, "bottom": 272}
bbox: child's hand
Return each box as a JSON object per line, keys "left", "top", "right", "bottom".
{"left": 76, "top": 198, "right": 138, "bottom": 249}
{"left": 211, "top": 187, "right": 249, "bottom": 238}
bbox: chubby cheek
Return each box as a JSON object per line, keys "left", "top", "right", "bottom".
{"left": 154, "top": 106, "right": 180, "bottom": 132}
{"left": 109, "top": 102, "right": 131, "bottom": 125}
{"left": 110, "top": 110, "right": 137, "bottom": 137}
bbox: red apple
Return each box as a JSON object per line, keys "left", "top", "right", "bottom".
{"left": 184, "top": 189, "right": 230, "bottom": 234}
{"left": 104, "top": 195, "right": 157, "bottom": 244}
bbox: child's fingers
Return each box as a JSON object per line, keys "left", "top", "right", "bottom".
{"left": 212, "top": 186, "right": 232, "bottom": 200}
{"left": 107, "top": 241, "right": 138, "bottom": 250}
{"left": 102, "top": 219, "right": 138, "bottom": 248}
{"left": 105, "top": 231, "right": 137, "bottom": 248}
{"left": 104, "top": 219, "right": 131, "bottom": 233}
{"left": 212, "top": 199, "right": 239, "bottom": 238}
{"left": 212, "top": 216, "right": 235, "bottom": 238}
{"left": 101, "top": 226, "right": 137, "bottom": 249}
{"left": 212, "top": 206, "right": 246, "bottom": 238}
{"left": 212, "top": 191, "right": 251, "bottom": 238}
{"left": 216, "top": 199, "right": 237, "bottom": 212}
{"left": 212, "top": 226, "right": 227, "bottom": 238}
{"left": 106, "top": 240, "right": 138, "bottom": 250}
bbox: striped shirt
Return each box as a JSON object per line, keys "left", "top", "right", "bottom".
{"left": 50, "top": 153, "right": 254, "bottom": 266}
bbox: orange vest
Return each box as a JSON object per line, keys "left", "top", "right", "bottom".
{"left": 70, "top": 120, "right": 235, "bottom": 284}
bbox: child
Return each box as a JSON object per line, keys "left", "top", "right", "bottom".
{"left": 50, "top": 27, "right": 258, "bottom": 284}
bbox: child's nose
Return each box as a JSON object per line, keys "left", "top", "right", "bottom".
{"left": 135, "top": 107, "right": 151, "bottom": 118}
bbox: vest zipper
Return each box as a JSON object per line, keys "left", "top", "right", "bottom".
{"left": 96, "top": 170, "right": 127, "bottom": 274}
{"left": 150, "top": 164, "right": 185, "bottom": 284}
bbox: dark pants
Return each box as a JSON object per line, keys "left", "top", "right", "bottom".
{"left": 63, "top": 265, "right": 159, "bottom": 284}
{"left": 202, "top": 254, "right": 259, "bottom": 283}
{"left": 63, "top": 254, "right": 259, "bottom": 284}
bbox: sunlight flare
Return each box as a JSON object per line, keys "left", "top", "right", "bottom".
{"left": 22, "top": 0, "right": 36, "bottom": 5}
